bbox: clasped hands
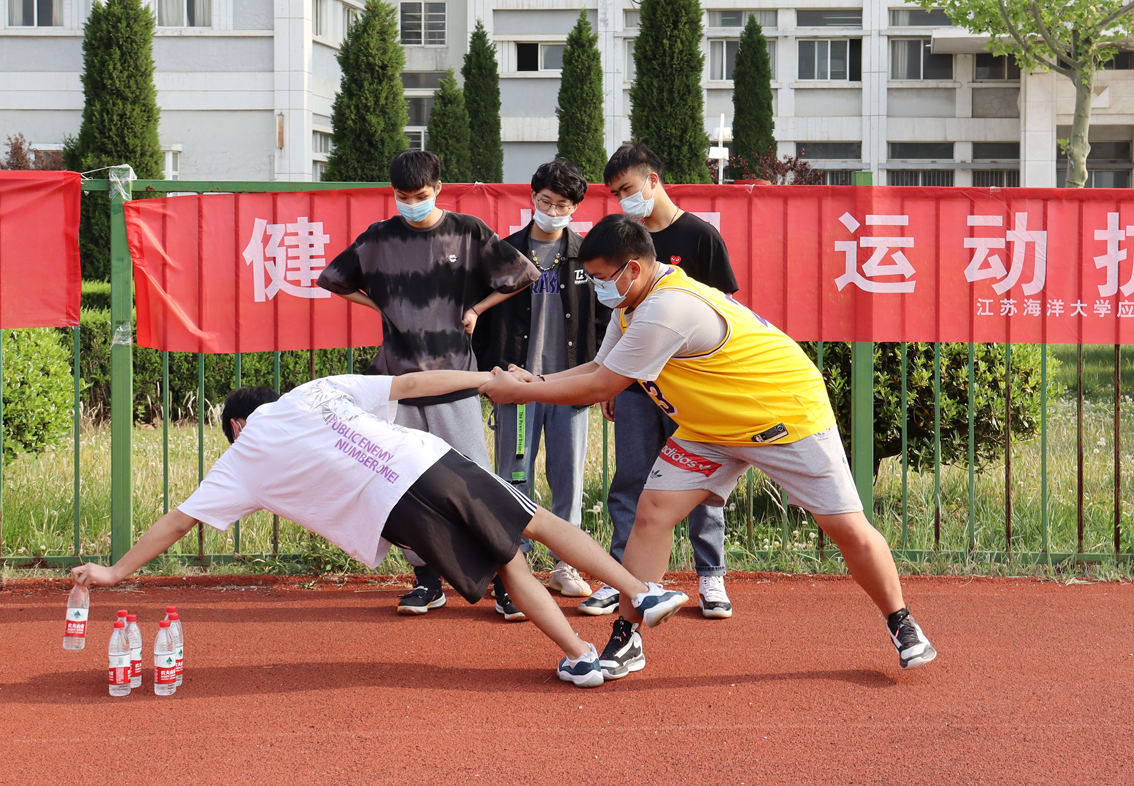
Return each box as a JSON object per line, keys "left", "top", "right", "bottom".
{"left": 479, "top": 364, "right": 535, "bottom": 404}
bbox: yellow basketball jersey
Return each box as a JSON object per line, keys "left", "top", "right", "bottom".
{"left": 617, "top": 266, "right": 835, "bottom": 445}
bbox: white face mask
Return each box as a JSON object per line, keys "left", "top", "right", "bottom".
{"left": 619, "top": 178, "right": 656, "bottom": 220}
{"left": 531, "top": 203, "right": 572, "bottom": 233}
{"left": 593, "top": 261, "right": 634, "bottom": 308}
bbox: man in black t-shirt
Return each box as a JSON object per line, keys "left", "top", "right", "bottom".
{"left": 578, "top": 144, "right": 740, "bottom": 621}
{"left": 318, "top": 150, "right": 539, "bottom": 619}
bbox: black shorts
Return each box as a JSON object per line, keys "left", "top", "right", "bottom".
{"left": 383, "top": 450, "right": 538, "bottom": 603}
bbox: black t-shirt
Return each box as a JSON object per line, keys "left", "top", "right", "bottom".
{"left": 650, "top": 212, "right": 738, "bottom": 295}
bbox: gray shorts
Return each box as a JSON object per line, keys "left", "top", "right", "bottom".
{"left": 643, "top": 427, "right": 863, "bottom": 516}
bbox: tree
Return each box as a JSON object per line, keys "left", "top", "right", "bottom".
{"left": 630, "top": 0, "right": 712, "bottom": 183}
{"left": 426, "top": 68, "right": 471, "bottom": 182}
{"left": 729, "top": 14, "right": 775, "bottom": 178}
{"left": 928, "top": 0, "right": 1134, "bottom": 188}
{"left": 716, "top": 148, "right": 822, "bottom": 184}
{"left": 555, "top": 11, "right": 607, "bottom": 183}
{"left": 0, "top": 134, "right": 64, "bottom": 170}
{"left": 324, "top": 0, "right": 408, "bottom": 182}
{"left": 461, "top": 20, "right": 504, "bottom": 182}
{"left": 64, "top": 0, "right": 163, "bottom": 281}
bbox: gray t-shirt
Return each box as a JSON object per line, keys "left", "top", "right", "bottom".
{"left": 525, "top": 239, "right": 570, "bottom": 376}
{"left": 594, "top": 270, "right": 727, "bottom": 380}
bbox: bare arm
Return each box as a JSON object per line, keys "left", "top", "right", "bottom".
{"left": 481, "top": 364, "right": 632, "bottom": 407}
{"left": 462, "top": 287, "right": 527, "bottom": 334}
{"left": 72, "top": 509, "right": 198, "bottom": 587}
{"left": 390, "top": 370, "right": 493, "bottom": 401}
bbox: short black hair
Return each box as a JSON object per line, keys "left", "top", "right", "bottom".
{"left": 389, "top": 150, "right": 441, "bottom": 192}
{"left": 603, "top": 143, "right": 664, "bottom": 186}
{"left": 221, "top": 387, "right": 280, "bottom": 443}
{"left": 577, "top": 214, "right": 657, "bottom": 268}
{"left": 531, "top": 158, "right": 589, "bottom": 205}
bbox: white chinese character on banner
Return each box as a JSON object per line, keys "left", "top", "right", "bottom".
{"left": 1071, "top": 300, "right": 1088, "bottom": 316}
{"left": 1120, "top": 301, "right": 1134, "bottom": 318}
{"left": 1093, "top": 212, "right": 1134, "bottom": 297}
{"left": 1094, "top": 299, "right": 1113, "bottom": 317}
{"left": 1024, "top": 299, "right": 1041, "bottom": 317}
{"left": 1000, "top": 298, "right": 1018, "bottom": 316}
{"left": 242, "top": 217, "right": 332, "bottom": 302}
{"left": 964, "top": 213, "right": 1047, "bottom": 295}
{"left": 834, "top": 213, "right": 916, "bottom": 293}
{"left": 976, "top": 298, "right": 994, "bottom": 316}
{"left": 1047, "top": 299, "right": 1065, "bottom": 316}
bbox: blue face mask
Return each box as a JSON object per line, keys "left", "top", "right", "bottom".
{"left": 593, "top": 261, "right": 633, "bottom": 308}
{"left": 396, "top": 196, "right": 436, "bottom": 224}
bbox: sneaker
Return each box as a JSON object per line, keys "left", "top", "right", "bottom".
{"left": 579, "top": 583, "right": 620, "bottom": 616}
{"left": 549, "top": 561, "right": 592, "bottom": 597}
{"left": 631, "top": 582, "right": 689, "bottom": 628}
{"left": 887, "top": 607, "right": 937, "bottom": 669}
{"left": 397, "top": 583, "right": 446, "bottom": 615}
{"left": 599, "top": 618, "right": 645, "bottom": 680}
{"left": 494, "top": 584, "right": 527, "bottom": 622}
{"left": 557, "top": 643, "right": 604, "bottom": 688}
{"left": 698, "top": 575, "right": 733, "bottom": 619}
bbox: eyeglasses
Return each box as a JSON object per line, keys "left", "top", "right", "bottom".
{"left": 582, "top": 259, "right": 633, "bottom": 285}
{"left": 534, "top": 195, "right": 576, "bottom": 215}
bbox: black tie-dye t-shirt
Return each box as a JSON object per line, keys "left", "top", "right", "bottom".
{"left": 319, "top": 211, "right": 539, "bottom": 376}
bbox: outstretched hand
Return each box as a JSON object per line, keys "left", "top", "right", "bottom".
{"left": 479, "top": 366, "right": 531, "bottom": 404}
{"left": 72, "top": 562, "right": 117, "bottom": 588}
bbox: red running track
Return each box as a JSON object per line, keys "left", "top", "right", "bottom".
{"left": 1, "top": 573, "right": 1131, "bottom": 785}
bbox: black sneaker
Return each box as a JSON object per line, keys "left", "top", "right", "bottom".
{"left": 493, "top": 580, "right": 527, "bottom": 621}
{"left": 599, "top": 617, "right": 645, "bottom": 680}
{"left": 578, "top": 583, "right": 620, "bottom": 616}
{"left": 887, "top": 607, "right": 937, "bottom": 669}
{"left": 397, "top": 583, "right": 446, "bottom": 615}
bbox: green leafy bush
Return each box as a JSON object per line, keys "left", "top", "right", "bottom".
{"left": 2, "top": 329, "right": 74, "bottom": 460}
{"left": 81, "top": 281, "right": 112, "bottom": 311}
{"left": 805, "top": 342, "right": 1056, "bottom": 473}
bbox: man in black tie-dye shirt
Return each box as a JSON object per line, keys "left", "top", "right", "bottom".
{"left": 319, "top": 150, "right": 538, "bottom": 618}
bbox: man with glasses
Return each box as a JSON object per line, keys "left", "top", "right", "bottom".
{"left": 472, "top": 159, "right": 611, "bottom": 602}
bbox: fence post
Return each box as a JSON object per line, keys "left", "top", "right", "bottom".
{"left": 109, "top": 166, "right": 135, "bottom": 562}
{"left": 849, "top": 170, "right": 874, "bottom": 521}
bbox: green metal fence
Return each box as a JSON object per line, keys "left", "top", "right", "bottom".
{"left": 0, "top": 175, "right": 1128, "bottom": 572}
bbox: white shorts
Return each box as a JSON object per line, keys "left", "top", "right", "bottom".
{"left": 643, "top": 427, "right": 863, "bottom": 516}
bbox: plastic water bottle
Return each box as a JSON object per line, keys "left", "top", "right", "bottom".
{"left": 153, "top": 621, "right": 177, "bottom": 696}
{"left": 168, "top": 613, "right": 184, "bottom": 688}
{"left": 116, "top": 609, "right": 128, "bottom": 626}
{"left": 63, "top": 583, "right": 90, "bottom": 650}
{"left": 108, "top": 620, "right": 131, "bottom": 697}
{"left": 125, "top": 614, "right": 143, "bottom": 689}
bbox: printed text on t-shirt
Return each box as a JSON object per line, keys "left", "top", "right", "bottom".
{"left": 327, "top": 416, "right": 401, "bottom": 482}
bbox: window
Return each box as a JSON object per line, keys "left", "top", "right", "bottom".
{"left": 343, "top": 2, "right": 362, "bottom": 33}
{"left": 1103, "top": 50, "right": 1134, "bottom": 70}
{"left": 8, "top": 0, "right": 62, "bottom": 26}
{"left": 406, "top": 97, "right": 435, "bottom": 126}
{"left": 797, "top": 142, "right": 862, "bottom": 159}
{"left": 707, "top": 10, "right": 777, "bottom": 28}
{"left": 890, "top": 39, "right": 952, "bottom": 80}
{"left": 889, "top": 8, "right": 952, "bottom": 26}
{"left": 889, "top": 170, "right": 955, "bottom": 186}
{"left": 157, "top": 0, "right": 212, "bottom": 27}
{"left": 1057, "top": 169, "right": 1132, "bottom": 188}
{"left": 973, "top": 142, "right": 1020, "bottom": 160}
{"left": 400, "top": 2, "right": 445, "bottom": 46}
{"left": 710, "top": 40, "right": 739, "bottom": 80}
{"left": 625, "top": 38, "right": 636, "bottom": 81}
{"left": 625, "top": 9, "right": 639, "bottom": 29}
{"left": 517, "top": 43, "right": 565, "bottom": 72}
{"left": 402, "top": 72, "right": 446, "bottom": 89}
{"left": 798, "top": 39, "right": 862, "bottom": 81}
{"left": 163, "top": 151, "right": 180, "bottom": 181}
{"left": 890, "top": 142, "right": 954, "bottom": 159}
{"left": 313, "top": 131, "right": 333, "bottom": 156}
{"left": 972, "top": 170, "right": 1020, "bottom": 187}
{"left": 817, "top": 170, "right": 855, "bottom": 185}
{"left": 405, "top": 130, "right": 425, "bottom": 150}
{"left": 312, "top": 161, "right": 328, "bottom": 181}
{"left": 313, "top": 0, "right": 328, "bottom": 37}
{"left": 974, "top": 53, "right": 1020, "bottom": 80}
{"left": 796, "top": 9, "right": 862, "bottom": 27}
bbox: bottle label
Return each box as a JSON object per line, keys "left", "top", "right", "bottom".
{"left": 130, "top": 647, "right": 142, "bottom": 678}
{"left": 109, "top": 654, "right": 130, "bottom": 685}
{"left": 154, "top": 653, "right": 177, "bottom": 684}
{"left": 64, "top": 607, "right": 89, "bottom": 638}
{"left": 176, "top": 646, "right": 184, "bottom": 676}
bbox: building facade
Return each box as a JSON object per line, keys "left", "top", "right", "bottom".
{"left": 3, "top": 0, "right": 1133, "bottom": 187}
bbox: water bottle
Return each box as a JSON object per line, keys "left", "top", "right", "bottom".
{"left": 116, "top": 609, "right": 128, "bottom": 626}
{"left": 168, "top": 613, "right": 184, "bottom": 688}
{"left": 63, "top": 583, "right": 90, "bottom": 650}
{"left": 108, "top": 621, "right": 131, "bottom": 697}
{"left": 125, "top": 614, "right": 143, "bottom": 689}
{"left": 153, "top": 621, "right": 177, "bottom": 696}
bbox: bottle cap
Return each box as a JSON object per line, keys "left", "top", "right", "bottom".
{"left": 117, "top": 610, "right": 128, "bottom": 617}
{"left": 113, "top": 621, "right": 125, "bottom": 628}
{"left": 159, "top": 620, "right": 171, "bottom": 628}
{"left": 127, "top": 614, "right": 137, "bottom": 622}
{"left": 169, "top": 613, "right": 179, "bottom": 621}
{"left": 166, "top": 606, "right": 177, "bottom": 613}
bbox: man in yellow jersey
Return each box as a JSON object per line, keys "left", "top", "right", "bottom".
{"left": 480, "top": 214, "right": 937, "bottom": 679}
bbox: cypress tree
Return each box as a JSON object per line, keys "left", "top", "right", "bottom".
{"left": 426, "top": 68, "right": 471, "bottom": 182}
{"left": 555, "top": 11, "right": 607, "bottom": 183}
{"left": 730, "top": 14, "right": 775, "bottom": 178}
{"left": 629, "top": 0, "right": 711, "bottom": 184}
{"left": 64, "top": 0, "right": 162, "bottom": 281}
{"left": 324, "top": 0, "right": 408, "bottom": 182}
{"left": 461, "top": 20, "right": 503, "bottom": 182}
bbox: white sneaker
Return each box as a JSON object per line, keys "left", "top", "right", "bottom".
{"left": 578, "top": 583, "right": 620, "bottom": 615}
{"left": 698, "top": 575, "right": 733, "bottom": 619}
{"left": 549, "top": 561, "right": 592, "bottom": 597}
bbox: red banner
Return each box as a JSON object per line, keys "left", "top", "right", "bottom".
{"left": 126, "top": 183, "right": 1134, "bottom": 350}
{"left": 0, "top": 171, "right": 81, "bottom": 329}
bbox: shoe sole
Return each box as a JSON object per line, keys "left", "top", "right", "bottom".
{"left": 549, "top": 579, "right": 593, "bottom": 598}
{"left": 900, "top": 647, "right": 938, "bottom": 670}
{"left": 557, "top": 668, "right": 604, "bottom": 688}
{"left": 599, "top": 653, "right": 645, "bottom": 680}
{"left": 397, "top": 595, "right": 446, "bottom": 615}
{"left": 699, "top": 596, "right": 733, "bottom": 619}
{"left": 495, "top": 602, "right": 527, "bottom": 621}
{"left": 639, "top": 592, "right": 689, "bottom": 628}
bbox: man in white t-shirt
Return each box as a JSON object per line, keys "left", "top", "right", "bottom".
{"left": 71, "top": 370, "right": 688, "bottom": 688}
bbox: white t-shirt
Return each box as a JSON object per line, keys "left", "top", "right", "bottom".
{"left": 178, "top": 375, "right": 451, "bottom": 568}
{"left": 594, "top": 272, "right": 728, "bottom": 380}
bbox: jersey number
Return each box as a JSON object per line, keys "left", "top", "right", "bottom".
{"left": 642, "top": 381, "right": 678, "bottom": 416}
